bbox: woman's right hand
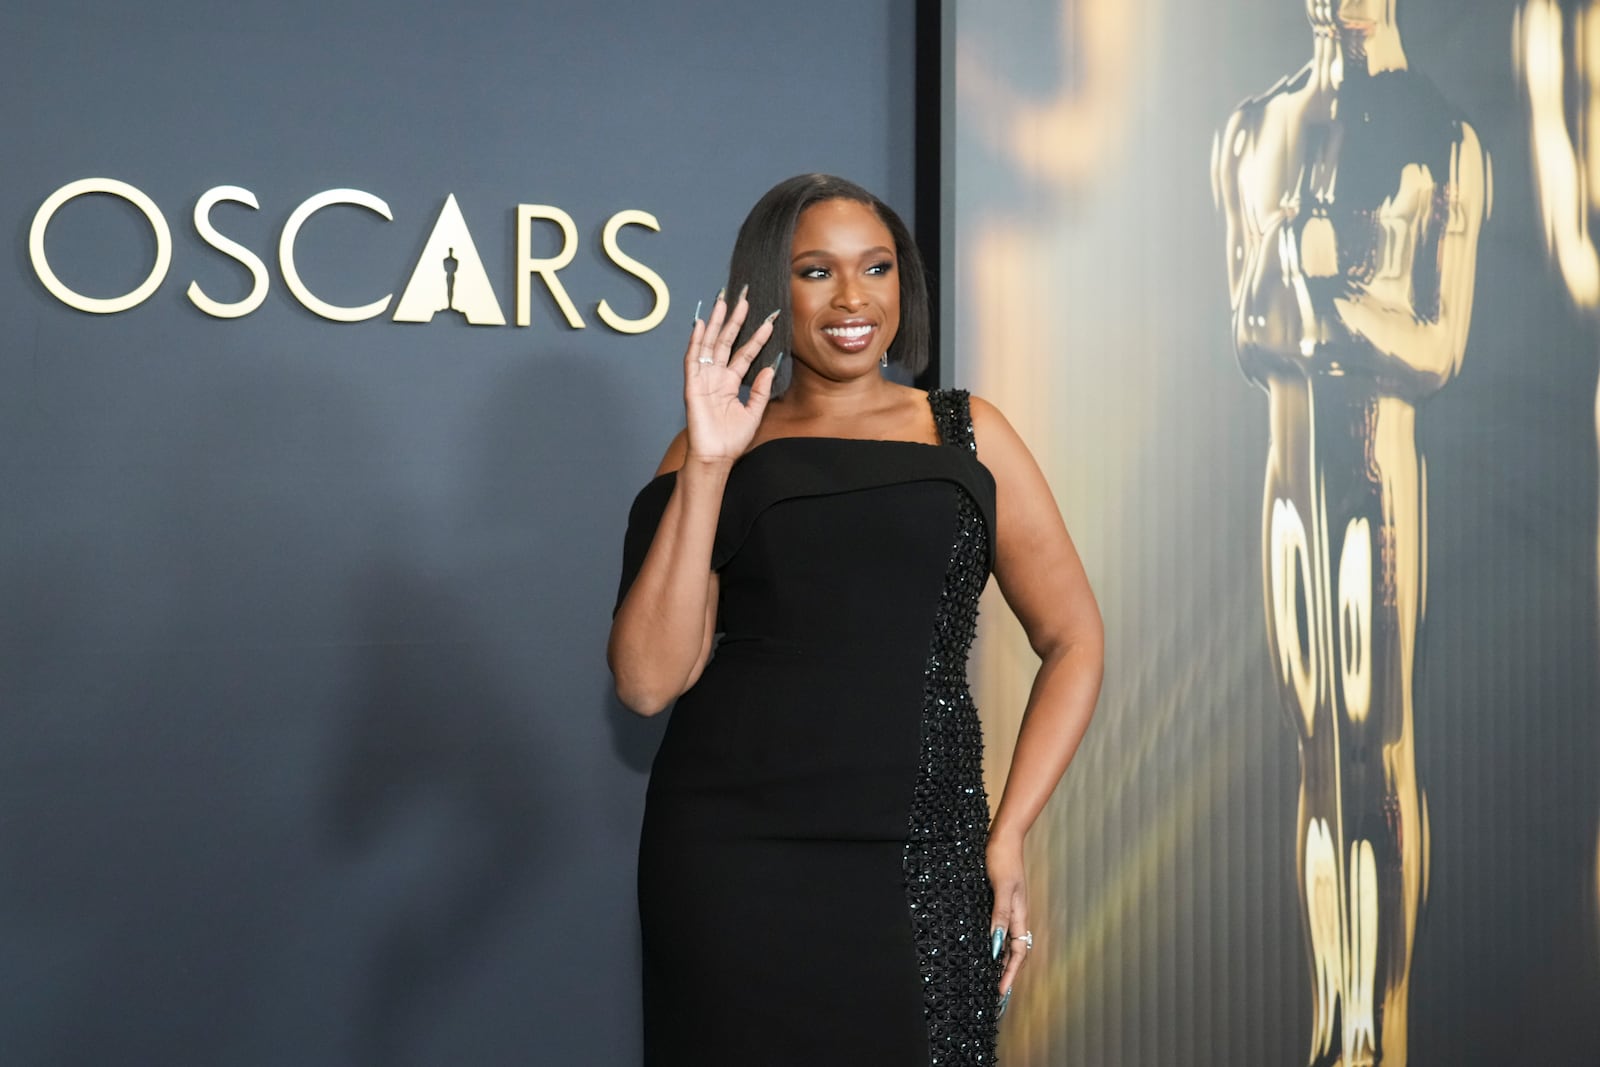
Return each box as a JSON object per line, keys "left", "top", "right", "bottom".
{"left": 682, "top": 288, "right": 780, "bottom": 466}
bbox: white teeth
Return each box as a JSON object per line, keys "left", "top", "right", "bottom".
{"left": 824, "top": 325, "right": 873, "bottom": 339}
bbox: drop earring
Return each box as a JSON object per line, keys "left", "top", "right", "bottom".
{"left": 880, "top": 354, "right": 888, "bottom": 368}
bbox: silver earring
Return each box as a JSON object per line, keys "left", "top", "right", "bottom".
{"left": 880, "top": 354, "right": 888, "bottom": 368}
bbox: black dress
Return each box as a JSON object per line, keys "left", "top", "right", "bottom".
{"left": 615, "top": 389, "right": 1001, "bottom": 1066}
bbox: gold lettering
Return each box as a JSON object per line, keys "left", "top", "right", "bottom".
{"left": 187, "top": 186, "right": 269, "bottom": 318}
{"left": 29, "top": 177, "right": 172, "bottom": 314}
{"left": 393, "top": 194, "right": 506, "bottom": 325}
{"left": 279, "top": 189, "right": 394, "bottom": 322}
{"left": 516, "top": 204, "right": 584, "bottom": 328}
{"left": 596, "top": 209, "right": 669, "bottom": 334}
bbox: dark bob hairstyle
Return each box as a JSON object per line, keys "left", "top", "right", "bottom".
{"left": 727, "top": 174, "right": 931, "bottom": 384}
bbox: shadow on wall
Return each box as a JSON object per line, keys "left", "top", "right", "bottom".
{"left": 320, "top": 339, "right": 668, "bottom": 1063}
{"left": 453, "top": 337, "right": 670, "bottom": 775}
{"left": 324, "top": 568, "right": 557, "bottom": 1067}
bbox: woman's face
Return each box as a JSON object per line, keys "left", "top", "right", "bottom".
{"left": 787, "top": 198, "right": 901, "bottom": 379}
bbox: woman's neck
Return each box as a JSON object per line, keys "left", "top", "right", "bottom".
{"left": 775, "top": 369, "right": 901, "bottom": 422}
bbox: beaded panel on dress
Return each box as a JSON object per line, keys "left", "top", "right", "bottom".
{"left": 903, "top": 389, "right": 1001, "bottom": 1065}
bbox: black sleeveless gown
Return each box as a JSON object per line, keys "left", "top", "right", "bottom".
{"left": 614, "top": 390, "right": 1001, "bottom": 1066}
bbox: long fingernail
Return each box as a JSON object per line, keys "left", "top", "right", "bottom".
{"left": 715, "top": 287, "right": 725, "bottom": 304}
{"left": 997, "top": 988, "right": 1012, "bottom": 1020}
{"left": 762, "top": 309, "right": 780, "bottom": 326}
{"left": 737, "top": 283, "right": 749, "bottom": 304}
{"left": 992, "top": 926, "right": 1006, "bottom": 960}
{"left": 772, "top": 351, "right": 784, "bottom": 374}
{"left": 692, "top": 299, "right": 703, "bottom": 324}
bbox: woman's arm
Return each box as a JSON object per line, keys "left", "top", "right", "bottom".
{"left": 606, "top": 290, "right": 780, "bottom": 715}
{"left": 607, "top": 432, "right": 725, "bottom": 715}
{"left": 971, "top": 394, "right": 1105, "bottom": 996}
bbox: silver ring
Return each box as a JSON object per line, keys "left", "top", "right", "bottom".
{"left": 1010, "top": 931, "right": 1033, "bottom": 951}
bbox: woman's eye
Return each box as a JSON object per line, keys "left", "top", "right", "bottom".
{"left": 866, "top": 261, "right": 895, "bottom": 276}
{"left": 797, "top": 266, "right": 829, "bottom": 279}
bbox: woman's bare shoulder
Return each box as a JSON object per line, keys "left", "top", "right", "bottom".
{"left": 966, "top": 393, "right": 1018, "bottom": 443}
{"left": 965, "top": 393, "right": 1037, "bottom": 473}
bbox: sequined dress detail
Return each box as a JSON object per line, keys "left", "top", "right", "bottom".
{"left": 905, "top": 390, "right": 1000, "bottom": 1064}
{"left": 615, "top": 389, "right": 1000, "bottom": 1066}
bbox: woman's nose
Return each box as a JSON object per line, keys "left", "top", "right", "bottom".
{"left": 833, "top": 280, "right": 866, "bottom": 310}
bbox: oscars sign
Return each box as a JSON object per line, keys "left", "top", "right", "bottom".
{"left": 27, "top": 178, "right": 670, "bottom": 333}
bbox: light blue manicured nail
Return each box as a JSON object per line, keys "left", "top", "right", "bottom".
{"left": 997, "top": 987, "right": 1012, "bottom": 1020}
{"left": 772, "top": 351, "right": 784, "bottom": 374}
{"left": 692, "top": 299, "right": 702, "bottom": 323}
{"left": 991, "top": 926, "right": 1006, "bottom": 960}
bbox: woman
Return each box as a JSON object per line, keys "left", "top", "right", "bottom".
{"left": 608, "top": 174, "right": 1102, "bottom": 1066}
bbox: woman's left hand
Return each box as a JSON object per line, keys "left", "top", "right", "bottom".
{"left": 987, "top": 830, "right": 1029, "bottom": 1011}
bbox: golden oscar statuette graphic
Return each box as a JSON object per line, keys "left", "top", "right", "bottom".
{"left": 1213, "top": 2, "right": 1487, "bottom": 1063}
{"left": 1516, "top": 0, "right": 1600, "bottom": 932}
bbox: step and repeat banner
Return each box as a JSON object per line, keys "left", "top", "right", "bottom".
{"left": 0, "top": 3, "right": 915, "bottom": 1063}
{"left": 954, "top": 1, "right": 1600, "bottom": 1064}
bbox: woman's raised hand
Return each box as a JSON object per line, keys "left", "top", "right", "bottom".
{"left": 682, "top": 287, "right": 780, "bottom": 466}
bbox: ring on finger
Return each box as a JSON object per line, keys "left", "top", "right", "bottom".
{"left": 1010, "top": 930, "right": 1033, "bottom": 951}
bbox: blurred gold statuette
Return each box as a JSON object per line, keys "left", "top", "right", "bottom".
{"left": 1214, "top": 2, "right": 1487, "bottom": 1063}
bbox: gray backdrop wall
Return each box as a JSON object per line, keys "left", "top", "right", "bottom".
{"left": 0, "top": 4, "right": 917, "bottom": 1063}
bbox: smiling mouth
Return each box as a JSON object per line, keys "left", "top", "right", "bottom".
{"left": 822, "top": 323, "right": 876, "bottom": 352}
